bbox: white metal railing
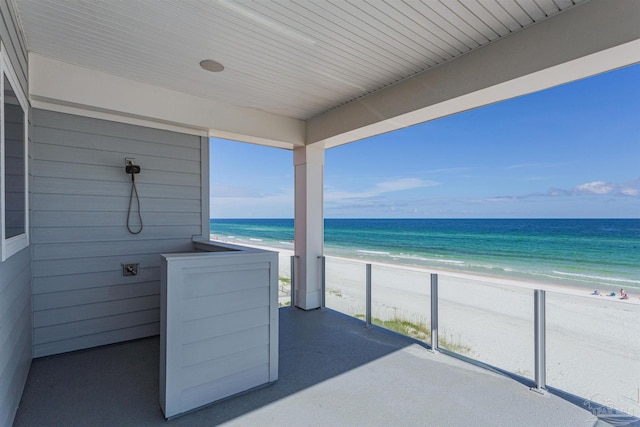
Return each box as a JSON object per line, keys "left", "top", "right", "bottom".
{"left": 320, "top": 255, "right": 326, "bottom": 308}
{"left": 316, "top": 256, "right": 640, "bottom": 423}
{"left": 290, "top": 255, "right": 298, "bottom": 307}
{"left": 323, "top": 262, "right": 549, "bottom": 383}
{"left": 430, "top": 273, "right": 439, "bottom": 353}
{"left": 533, "top": 289, "right": 546, "bottom": 393}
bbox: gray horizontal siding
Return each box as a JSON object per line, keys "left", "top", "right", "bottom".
{"left": 34, "top": 295, "right": 160, "bottom": 328}
{"left": 32, "top": 110, "right": 200, "bottom": 148}
{"left": 32, "top": 194, "right": 200, "bottom": 213}
{"left": 0, "top": 2, "right": 30, "bottom": 426}
{"left": 33, "top": 267, "right": 160, "bottom": 294}
{"left": 34, "top": 324, "right": 160, "bottom": 360}
{"left": 32, "top": 109, "right": 203, "bottom": 357}
{"left": 32, "top": 160, "right": 200, "bottom": 186}
{"left": 0, "top": 0, "right": 27, "bottom": 97}
{"left": 32, "top": 211, "right": 201, "bottom": 228}
{"left": 31, "top": 135, "right": 200, "bottom": 167}
{"left": 0, "top": 248, "right": 31, "bottom": 427}
{"left": 34, "top": 281, "right": 160, "bottom": 311}
{"left": 34, "top": 239, "right": 193, "bottom": 261}
{"left": 32, "top": 177, "right": 201, "bottom": 199}
{"left": 32, "top": 225, "right": 199, "bottom": 244}
{"left": 34, "top": 308, "right": 160, "bottom": 344}
{"left": 34, "top": 254, "right": 164, "bottom": 278}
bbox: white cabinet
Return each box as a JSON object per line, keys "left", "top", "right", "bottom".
{"left": 160, "top": 242, "right": 279, "bottom": 419}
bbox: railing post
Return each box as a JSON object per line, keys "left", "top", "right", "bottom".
{"left": 533, "top": 289, "right": 546, "bottom": 393}
{"left": 290, "top": 255, "right": 296, "bottom": 307}
{"left": 431, "top": 273, "right": 439, "bottom": 352}
{"left": 366, "top": 263, "right": 372, "bottom": 326}
{"left": 319, "top": 256, "right": 326, "bottom": 308}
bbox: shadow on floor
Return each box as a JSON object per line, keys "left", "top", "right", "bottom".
{"left": 14, "top": 308, "right": 421, "bottom": 426}
{"left": 15, "top": 307, "right": 600, "bottom": 426}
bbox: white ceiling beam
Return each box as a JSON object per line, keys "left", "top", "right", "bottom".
{"left": 307, "top": 0, "right": 640, "bottom": 148}
{"left": 29, "top": 54, "right": 305, "bottom": 148}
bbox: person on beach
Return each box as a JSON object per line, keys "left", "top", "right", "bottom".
{"left": 620, "top": 288, "right": 628, "bottom": 300}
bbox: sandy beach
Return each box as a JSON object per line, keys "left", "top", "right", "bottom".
{"left": 215, "top": 238, "right": 640, "bottom": 415}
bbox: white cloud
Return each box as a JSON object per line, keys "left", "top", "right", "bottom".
{"left": 374, "top": 178, "right": 435, "bottom": 193}
{"left": 211, "top": 184, "right": 262, "bottom": 198}
{"left": 211, "top": 190, "right": 294, "bottom": 218}
{"left": 507, "top": 162, "right": 569, "bottom": 170}
{"left": 571, "top": 179, "right": 640, "bottom": 197}
{"left": 325, "top": 178, "right": 439, "bottom": 201}
{"left": 574, "top": 181, "right": 614, "bottom": 195}
{"left": 619, "top": 177, "right": 640, "bottom": 196}
{"left": 470, "top": 177, "right": 640, "bottom": 205}
{"left": 424, "top": 167, "right": 471, "bottom": 175}
{"left": 620, "top": 187, "right": 639, "bottom": 196}
{"left": 473, "top": 196, "right": 518, "bottom": 203}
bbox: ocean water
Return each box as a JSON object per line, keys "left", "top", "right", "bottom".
{"left": 210, "top": 218, "right": 640, "bottom": 291}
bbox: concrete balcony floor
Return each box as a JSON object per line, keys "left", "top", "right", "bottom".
{"left": 15, "top": 307, "right": 602, "bottom": 426}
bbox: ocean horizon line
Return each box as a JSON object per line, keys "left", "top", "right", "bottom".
{"left": 210, "top": 218, "right": 640, "bottom": 292}
{"left": 211, "top": 217, "right": 639, "bottom": 220}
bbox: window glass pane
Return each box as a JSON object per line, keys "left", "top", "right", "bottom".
{"left": 4, "top": 74, "right": 25, "bottom": 238}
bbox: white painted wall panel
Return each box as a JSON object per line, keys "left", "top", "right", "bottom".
{"left": 180, "top": 307, "right": 270, "bottom": 344}
{"left": 180, "top": 345, "right": 269, "bottom": 390}
{"left": 182, "top": 287, "right": 269, "bottom": 320}
{"left": 180, "top": 365, "right": 269, "bottom": 416}
{"left": 160, "top": 249, "right": 278, "bottom": 419}
{"left": 31, "top": 109, "right": 204, "bottom": 357}
{"left": 181, "top": 325, "right": 269, "bottom": 367}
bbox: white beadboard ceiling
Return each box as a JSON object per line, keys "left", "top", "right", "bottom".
{"left": 12, "top": 0, "right": 586, "bottom": 120}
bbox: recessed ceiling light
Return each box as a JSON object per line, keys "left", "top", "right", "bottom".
{"left": 200, "top": 59, "right": 224, "bottom": 72}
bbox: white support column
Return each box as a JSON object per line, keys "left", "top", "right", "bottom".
{"left": 293, "top": 144, "right": 324, "bottom": 310}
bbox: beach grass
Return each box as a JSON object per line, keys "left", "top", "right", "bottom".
{"left": 354, "top": 314, "right": 473, "bottom": 355}
{"left": 328, "top": 288, "right": 343, "bottom": 297}
{"left": 279, "top": 276, "right": 290, "bottom": 285}
{"left": 278, "top": 276, "right": 292, "bottom": 307}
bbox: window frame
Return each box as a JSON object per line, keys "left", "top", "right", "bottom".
{"left": 0, "top": 42, "right": 29, "bottom": 261}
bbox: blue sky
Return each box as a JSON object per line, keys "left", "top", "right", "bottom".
{"left": 210, "top": 64, "right": 640, "bottom": 219}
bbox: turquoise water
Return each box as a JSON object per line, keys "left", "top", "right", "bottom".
{"left": 210, "top": 218, "right": 640, "bottom": 291}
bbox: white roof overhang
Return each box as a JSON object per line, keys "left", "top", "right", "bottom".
{"left": 309, "top": 0, "right": 640, "bottom": 148}
{"left": 15, "top": 0, "right": 640, "bottom": 149}
{"left": 28, "top": 54, "right": 306, "bottom": 148}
